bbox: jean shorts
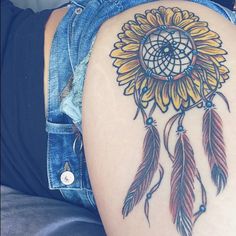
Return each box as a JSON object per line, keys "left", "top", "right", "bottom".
{"left": 47, "top": 0, "right": 235, "bottom": 212}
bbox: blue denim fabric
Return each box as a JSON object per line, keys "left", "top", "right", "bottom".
{"left": 47, "top": 0, "right": 236, "bottom": 211}
{"left": 191, "top": 0, "right": 236, "bottom": 23}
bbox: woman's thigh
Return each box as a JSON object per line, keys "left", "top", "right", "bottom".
{"left": 83, "top": 1, "right": 236, "bottom": 236}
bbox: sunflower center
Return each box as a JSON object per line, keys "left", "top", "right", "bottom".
{"left": 140, "top": 26, "right": 197, "bottom": 81}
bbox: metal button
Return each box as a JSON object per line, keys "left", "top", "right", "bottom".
{"left": 60, "top": 171, "right": 75, "bottom": 185}
{"left": 75, "top": 7, "right": 83, "bottom": 15}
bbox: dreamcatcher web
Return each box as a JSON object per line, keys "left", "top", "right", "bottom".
{"left": 141, "top": 27, "right": 195, "bottom": 77}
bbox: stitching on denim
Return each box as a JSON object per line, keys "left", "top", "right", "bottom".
{"left": 70, "top": 0, "right": 85, "bottom": 9}
{"left": 67, "top": 15, "right": 77, "bottom": 79}
{"left": 60, "top": 189, "right": 67, "bottom": 200}
{"left": 107, "top": 0, "right": 123, "bottom": 11}
{"left": 86, "top": 190, "right": 97, "bottom": 209}
{"left": 113, "top": 0, "right": 123, "bottom": 11}
{"left": 47, "top": 135, "right": 54, "bottom": 189}
{"left": 79, "top": 149, "right": 84, "bottom": 188}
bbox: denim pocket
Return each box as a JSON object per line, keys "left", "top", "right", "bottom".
{"left": 47, "top": 131, "right": 83, "bottom": 190}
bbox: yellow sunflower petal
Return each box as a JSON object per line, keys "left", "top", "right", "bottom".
{"left": 197, "top": 54, "right": 224, "bottom": 71}
{"left": 118, "top": 33, "right": 125, "bottom": 39}
{"left": 151, "top": 9, "right": 158, "bottom": 14}
{"left": 140, "top": 78, "right": 148, "bottom": 90}
{"left": 117, "top": 67, "right": 139, "bottom": 82}
{"left": 197, "top": 55, "right": 213, "bottom": 66}
{"left": 177, "top": 80, "right": 188, "bottom": 101}
{"left": 219, "top": 65, "right": 229, "bottom": 74}
{"left": 196, "top": 61, "right": 215, "bottom": 73}
{"left": 118, "top": 59, "right": 139, "bottom": 74}
{"left": 197, "top": 53, "right": 209, "bottom": 60}
{"left": 189, "top": 13, "right": 200, "bottom": 22}
{"left": 182, "top": 10, "right": 190, "bottom": 19}
{"left": 142, "top": 85, "right": 155, "bottom": 102}
{"left": 122, "top": 23, "right": 130, "bottom": 31}
{"left": 124, "top": 81, "right": 135, "bottom": 95}
{"left": 193, "top": 31, "right": 219, "bottom": 41}
{"left": 146, "top": 12, "right": 159, "bottom": 26}
{"left": 130, "top": 24, "right": 145, "bottom": 36}
{"left": 184, "top": 21, "right": 208, "bottom": 31}
{"left": 155, "top": 12, "right": 164, "bottom": 25}
{"left": 155, "top": 83, "right": 168, "bottom": 112}
{"left": 135, "top": 14, "right": 149, "bottom": 25}
{"left": 114, "top": 58, "right": 128, "bottom": 67}
{"left": 191, "top": 16, "right": 199, "bottom": 21}
{"left": 114, "top": 42, "right": 125, "bottom": 49}
{"left": 214, "top": 55, "right": 226, "bottom": 63}
{"left": 221, "top": 73, "right": 229, "bottom": 82}
{"left": 215, "top": 39, "right": 222, "bottom": 44}
{"left": 172, "top": 7, "right": 181, "bottom": 13}
{"left": 198, "top": 58, "right": 220, "bottom": 70}
{"left": 181, "top": 99, "right": 190, "bottom": 109}
{"left": 196, "top": 39, "right": 221, "bottom": 48}
{"left": 185, "top": 78, "right": 201, "bottom": 102}
{"left": 161, "top": 82, "right": 170, "bottom": 105}
{"left": 135, "top": 75, "right": 145, "bottom": 90}
{"left": 118, "top": 75, "right": 136, "bottom": 85}
{"left": 171, "top": 83, "right": 182, "bottom": 110}
{"left": 207, "top": 74, "right": 218, "bottom": 87}
{"left": 189, "top": 27, "right": 209, "bottom": 37}
{"left": 110, "top": 48, "right": 136, "bottom": 59}
{"left": 197, "top": 46, "right": 227, "bottom": 55}
{"left": 122, "top": 43, "right": 140, "bottom": 52}
{"left": 177, "top": 19, "right": 195, "bottom": 28}
{"left": 163, "top": 8, "right": 174, "bottom": 25}
{"left": 141, "top": 101, "right": 149, "bottom": 108}
{"left": 192, "top": 76, "right": 201, "bottom": 87}
{"left": 140, "top": 24, "right": 152, "bottom": 32}
{"left": 121, "top": 37, "right": 139, "bottom": 44}
{"left": 172, "top": 12, "right": 183, "bottom": 25}
{"left": 124, "top": 30, "right": 141, "bottom": 42}
{"left": 158, "top": 6, "right": 167, "bottom": 16}
{"left": 128, "top": 20, "right": 137, "bottom": 25}
{"left": 209, "top": 55, "right": 221, "bottom": 67}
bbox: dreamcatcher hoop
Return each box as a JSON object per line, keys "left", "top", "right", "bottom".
{"left": 139, "top": 26, "right": 197, "bottom": 81}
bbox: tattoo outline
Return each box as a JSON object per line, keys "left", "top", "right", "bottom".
{"left": 110, "top": 6, "right": 229, "bottom": 236}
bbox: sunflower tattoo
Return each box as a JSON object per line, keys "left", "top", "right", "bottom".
{"left": 110, "top": 6, "right": 229, "bottom": 236}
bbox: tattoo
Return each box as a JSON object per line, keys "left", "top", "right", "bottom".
{"left": 110, "top": 6, "right": 230, "bottom": 236}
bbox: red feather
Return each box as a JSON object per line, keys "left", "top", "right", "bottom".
{"left": 122, "top": 125, "right": 160, "bottom": 217}
{"left": 170, "top": 132, "right": 196, "bottom": 236}
{"left": 202, "top": 108, "right": 228, "bottom": 194}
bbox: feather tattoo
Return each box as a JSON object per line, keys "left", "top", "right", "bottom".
{"left": 203, "top": 107, "right": 228, "bottom": 194}
{"left": 122, "top": 124, "right": 161, "bottom": 218}
{"left": 110, "top": 6, "right": 230, "bottom": 236}
{"left": 170, "top": 132, "right": 196, "bottom": 236}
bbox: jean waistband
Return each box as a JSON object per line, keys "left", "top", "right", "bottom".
{"left": 68, "top": 0, "right": 235, "bottom": 23}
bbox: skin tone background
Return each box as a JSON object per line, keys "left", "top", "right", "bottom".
{"left": 44, "top": 1, "right": 236, "bottom": 235}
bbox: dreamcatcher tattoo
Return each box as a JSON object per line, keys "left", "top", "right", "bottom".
{"left": 110, "top": 6, "right": 230, "bottom": 236}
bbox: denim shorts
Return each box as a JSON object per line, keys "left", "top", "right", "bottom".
{"left": 47, "top": 0, "right": 235, "bottom": 212}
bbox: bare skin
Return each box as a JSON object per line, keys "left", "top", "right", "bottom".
{"left": 44, "top": 1, "right": 236, "bottom": 235}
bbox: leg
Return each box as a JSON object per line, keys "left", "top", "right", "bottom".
{"left": 83, "top": 1, "right": 236, "bottom": 235}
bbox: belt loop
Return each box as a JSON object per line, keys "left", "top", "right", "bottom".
{"left": 67, "top": 1, "right": 85, "bottom": 76}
